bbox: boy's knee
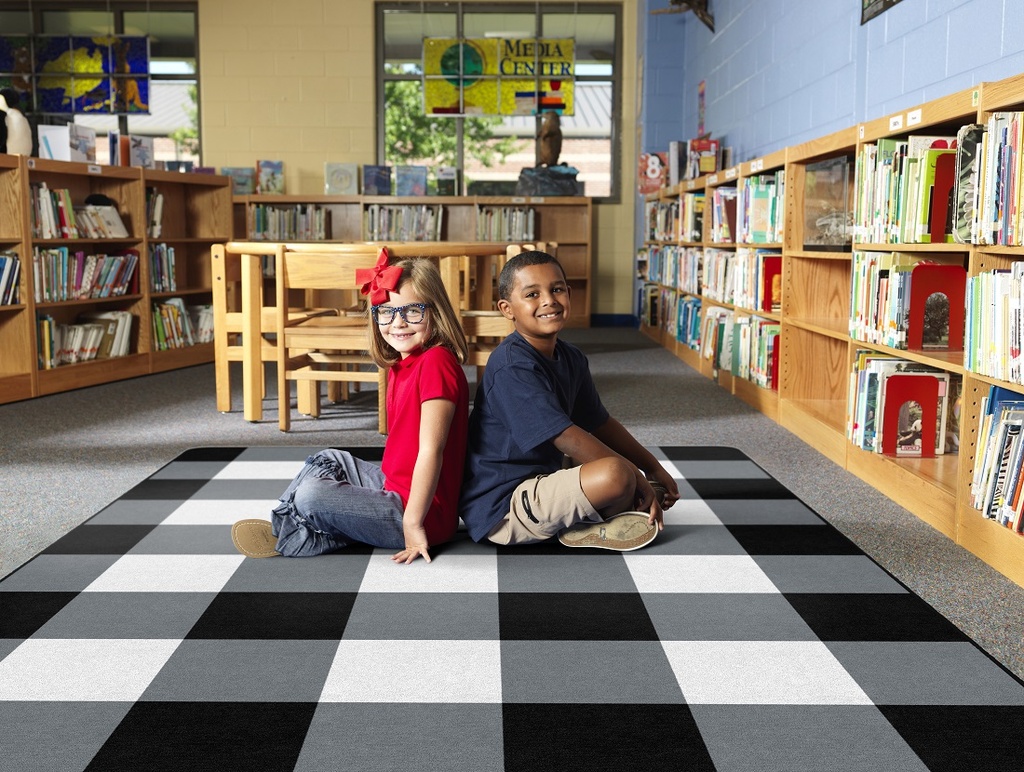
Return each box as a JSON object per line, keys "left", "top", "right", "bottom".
{"left": 580, "top": 457, "right": 636, "bottom": 511}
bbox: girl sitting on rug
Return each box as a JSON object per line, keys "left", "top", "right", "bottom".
{"left": 231, "top": 250, "right": 470, "bottom": 565}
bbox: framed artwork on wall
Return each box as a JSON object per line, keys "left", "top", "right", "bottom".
{"left": 862, "top": 0, "right": 906, "bottom": 24}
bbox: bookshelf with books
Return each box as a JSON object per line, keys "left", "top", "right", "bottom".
{"left": 231, "top": 194, "right": 593, "bottom": 326}
{"left": 639, "top": 75, "right": 1024, "bottom": 588}
{"left": 0, "top": 156, "right": 231, "bottom": 403}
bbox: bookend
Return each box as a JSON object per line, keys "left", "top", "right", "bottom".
{"left": 905, "top": 263, "right": 966, "bottom": 351}
{"left": 880, "top": 374, "right": 939, "bottom": 458}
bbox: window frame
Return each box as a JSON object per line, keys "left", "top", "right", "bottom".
{"left": 376, "top": 1, "right": 622, "bottom": 203}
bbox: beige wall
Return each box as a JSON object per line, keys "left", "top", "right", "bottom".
{"left": 199, "top": 0, "right": 638, "bottom": 318}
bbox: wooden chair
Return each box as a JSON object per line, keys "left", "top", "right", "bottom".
{"left": 212, "top": 242, "right": 336, "bottom": 420}
{"left": 275, "top": 247, "right": 387, "bottom": 433}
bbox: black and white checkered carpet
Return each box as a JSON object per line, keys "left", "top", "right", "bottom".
{"left": 2, "top": 445, "right": 1023, "bottom": 771}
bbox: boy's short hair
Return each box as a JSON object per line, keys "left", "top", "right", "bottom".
{"left": 498, "top": 251, "right": 567, "bottom": 300}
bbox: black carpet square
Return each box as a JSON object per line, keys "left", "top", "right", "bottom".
{"left": 503, "top": 703, "right": 716, "bottom": 772}
{"left": 658, "top": 446, "right": 750, "bottom": 461}
{"left": 118, "top": 478, "right": 210, "bottom": 500}
{"left": 185, "top": 592, "right": 357, "bottom": 640}
{"left": 0, "top": 591, "right": 79, "bottom": 637}
{"left": 498, "top": 592, "right": 659, "bottom": 640}
{"left": 174, "top": 447, "right": 246, "bottom": 462}
{"left": 726, "top": 524, "right": 863, "bottom": 554}
{"left": 85, "top": 701, "right": 317, "bottom": 772}
{"left": 785, "top": 593, "right": 971, "bottom": 642}
{"left": 879, "top": 705, "right": 1024, "bottom": 771}
{"left": 41, "top": 524, "right": 157, "bottom": 555}
{"left": 685, "top": 477, "right": 796, "bottom": 499}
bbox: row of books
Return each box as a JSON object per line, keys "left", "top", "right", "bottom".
{"left": 709, "top": 186, "right": 739, "bottom": 243}
{"left": 29, "top": 183, "right": 130, "bottom": 240}
{"left": 966, "top": 263, "right": 1024, "bottom": 384}
{"left": 853, "top": 133, "right": 958, "bottom": 244}
{"left": 246, "top": 203, "right": 333, "bottom": 242}
{"left": 849, "top": 252, "right": 965, "bottom": 349}
{"left": 701, "top": 306, "right": 780, "bottom": 389}
{"left": 645, "top": 245, "right": 702, "bottom": 295}
{"left": 0, "top": 252, "right": 20, "bottom": 305}
{"left": 970, "top": 111, "right": 1024, "bottom": 246}
{"left": 475, "top": 206, "right": 536, "bottom": 242}
{"left": 643, "top": 198, "right": 678, "bottom": 243}
{"left": 676, "top": 294, "right": 702, "bottom": 351}
{"left": 37, "top": 310, "right": 133, "bottom": 369}
{"left": 737, "top": 170, "right": 785, "bottom": 244}
{"left": 847, "top": 352, "right": 960, "bottom": 458}
{"left": 363, "top": 204, "right": 443, "bottom": 242}
{"left": 149, "top": 244, "right": 177, "bottom": 293}
{"left": 32, "top": 248, "right": 139, "bottom": 303}
{"left": 146, "top": 188, "right": 165, "bottom": 239}
{"left": 970, "top": 385, "right": 1024, "bottom": 529}
{"left": 701, "top": 247, "right": 782, "bottom": 313}
{"left": 152, "top": 299, "right": 213, "bottom": 350}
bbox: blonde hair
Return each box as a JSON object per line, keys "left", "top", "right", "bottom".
{"left": 368, "top": 257, "right": 469, "bottom": 367}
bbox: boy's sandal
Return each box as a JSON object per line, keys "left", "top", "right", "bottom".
{"left": 557, "top": 511, "right": 658, "bottom": 552}
{"left": 231, "top": 519, "right": 281, "bottom": 558}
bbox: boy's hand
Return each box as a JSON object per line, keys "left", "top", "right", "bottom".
{"left": 634, "top": 474, "right": 665, "bottom": 531}
{"left": 392, "top": 524, "right": 432, "bottom": 564}
{"left": 650, "top": 467, "right": 680, "bottom": 509}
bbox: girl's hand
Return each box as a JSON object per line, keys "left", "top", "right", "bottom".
{"left": 392, "top": 524, "right": 432, "bottom": 564}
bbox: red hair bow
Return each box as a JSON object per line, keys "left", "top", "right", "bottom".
{"left": 356, "top": 247, "right": 402, "bottom": 304}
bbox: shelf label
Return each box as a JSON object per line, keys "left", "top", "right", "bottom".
{"left": 750, "top": 159, "right": 763, "bottom": 173}
{"left": 725, "top": 167, "right": 737, "bottom": 179}
{"left": 686, "top": 180, "right": 696, "bottom": 190}
{"left": 889, "top": 114, "right": 904, "bottom": 131}
{"left": 708, "top": 174, "right": 719, "bottom": 184}
{"left": 972, "top": 89, "right": 980, "bottom": 106}
{"left": 87, "top": 164, "right": 102, "bottom": 175}
{"left": 858, "top": 125, "right": 865, "bottom": 139}
{"left": 26, "top": 158, "right": 35, "bottom": 169}
{"left": 511, "top": 196, "right": 526, "bottom": 203}
{"left": 907, "top": 108, "right": 922, "bottom": 127}
{"left": 528, "top": 196, "right": 545, "bottom": 203}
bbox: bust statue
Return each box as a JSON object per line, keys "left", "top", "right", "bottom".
{"left": 538, "top": 111, "right": 562, "bottom": 167}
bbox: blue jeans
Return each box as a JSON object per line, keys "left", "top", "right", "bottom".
{"left": 270, "top": 449, "right": 406, "bottom": 557}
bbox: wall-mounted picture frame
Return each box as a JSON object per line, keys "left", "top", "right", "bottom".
{"left": 862, "top": 0, "right": 906, "bottom": 24}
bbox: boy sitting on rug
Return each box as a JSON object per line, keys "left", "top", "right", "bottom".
{"left": 459, "top": 250, "right": 679, "bottom": 551}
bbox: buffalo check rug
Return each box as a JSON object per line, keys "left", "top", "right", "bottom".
{"left": 3, "top": 445, "right": 1024, "bottom": 772}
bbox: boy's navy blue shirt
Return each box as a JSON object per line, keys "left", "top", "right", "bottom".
{"left": 459, "top": 330, "right": 609, "bottom": 541}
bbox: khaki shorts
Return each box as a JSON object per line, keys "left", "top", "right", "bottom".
{"left": 486, "top": 467, "right": 600, "bottom": 546}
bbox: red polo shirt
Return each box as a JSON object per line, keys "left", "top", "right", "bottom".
{"left": 381, "top": 345, "right": 469, "bottom": 545}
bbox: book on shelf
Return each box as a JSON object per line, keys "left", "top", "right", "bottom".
{"left": 804, "top": 156, "right": 853, "bottom": 250}
{"left": 152, "top": 297, "right": 198, "bottom": 350}
{"left": 952, "top": 124, "right": 985, "bottom": 244}
{"left": 79, "top": 310, "right": 133, "bottom": 359}
{"left": 164, "top": 160, "right": 194, "bottom": 173}
{"left": 256, "top": 160, "right": 285, "bottom": 194}
{"left": 0, "top": 251, "right": 21, "bottom": 305}
{"left": 435, "top": 166, "right": 459, "bottom": 196}
{"left": 128, "top": 135, "right": 155, "bottom": 168}
{"left": 221, "top": 167, "right": 256, "bottom": 195}
{"left": 395, "top": 165, "right": 429, "bottom": 196}
{"left": 37, "top": 123, "right": 97, "bottom": 163}
{"left": 710, "top": 187, "right": 738, "bottom": 243}
{"left": 668, "top": 140, "right": 685, "bottom": 187}
{"left": 685, "top": 138, "right": 720, "bottom": 180}
{"left": 146, "top": 187, "right": 165, "bottom": 239}
{"left": 362, "top": 165, "right": 393, "bottom": 196}
{"left": 149, "top": 243, "right": 176, "bottom": 292}
{"left": 638, "top": 152, "right": 667, "bottom": 195}
{"left": 324, "top": 162, "right": 360, "bottom": 195}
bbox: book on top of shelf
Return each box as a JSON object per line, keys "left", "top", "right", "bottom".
{"left": 638, "top": 152, "right": 667, "bottom": 195}
{"left": 668, "top": 140, "right": 686, "bottom": 187}
{"left": 324, "top": 162, "right": 360, "bottom": 195}
{"left": 685, "top": 138, "right": 720, "bottom": 180}
{"left": 221, "top": 167, "right": 256, "bottom": 195}
{"left": 395, "top": 165, "right": 429, "bottom": 196}
{"left": 37, "top": 124, "right": 96, "bottom": 163}
{"left": 435, "top": 166, "right": 458, "bottom": 196}
{"left": 256, "top": 160, "right": 285, "bottom": 194}
{"left": 128, "top": 135, "right": 155, "bottom": 168}
{"left": 164, "top": 160, "right": 194, "bottom": 173}
{"left": 362, "top": 165, "right": 392, "bottom": 196}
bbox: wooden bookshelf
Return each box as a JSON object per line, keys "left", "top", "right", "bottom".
{"left": 637, "top": 71, "right": 1024, "bottom": 589}
{"left": 0, "top": 156, "right": 231, "bottom": 403}
{"left": 232, "top": 193, "right": 593, "bottom": 327}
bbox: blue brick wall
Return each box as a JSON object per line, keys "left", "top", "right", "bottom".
{"left": 640, "top": 0, "right": 1024, "bottom": 163}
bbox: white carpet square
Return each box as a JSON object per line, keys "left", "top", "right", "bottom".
{"left": 625, "top": 554, "right": 780, "bottom": 593}
{"left": 662, "top": 641, "right": 873, "bottom": 705}
{"left": 212, "top": 461, "right": 305, "bottom": 480}
{"left": 0, "top": 639, "right": 180, "bottom": 701}
{"left": 357, "top": 553, "right": 499, "bottom": 593}
{"left": 320, "top": 639, "right": 502, "bottom": 703}
{"left": 83, "top": 555, "right": 244, "bottom": 592}
{"left": 162, "top": 499, "right": 280, "bottom": 524}
{"left": 662, "top": 498, "right": 722, "bottom": 525}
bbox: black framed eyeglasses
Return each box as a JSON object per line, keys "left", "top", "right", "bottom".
{"left": 371, "top": 303, "right": 431, "bottom": 325}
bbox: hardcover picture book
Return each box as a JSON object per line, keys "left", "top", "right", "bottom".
{"left": 803, "top": 156, "right": 854, "bottom": 251}
{"left": 436, "top": 166, "right": 458, "bottom": 196}
{"left": 362, "top": 165, "right": 392, "bottom": 196}
{"left": 37, "top": 124, "right": 97, "bottom": 163}
{"left": 323, "top": 162, "right": 359, "bottom": 195}
{"left": 221, "top": 167, "right": 256, "bottom": 195}
{"left": 395, "top": 165, "right": 429, "bottom": 196}
{"left": 637, "top": 152, "right": 667, "bottom": 195}
{"left": 256, "top": 160, "right": 285, "bottom": 194}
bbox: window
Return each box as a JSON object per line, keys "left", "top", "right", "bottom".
{"left": 378, "top": 2, "right": 620, "bottom": 201}
{"left": 0, "top": 2, "right": 200, "bottom": 166}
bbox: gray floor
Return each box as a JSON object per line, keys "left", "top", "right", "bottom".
{"left": 2, "top": 327, "right": 1023, "bottom": 678}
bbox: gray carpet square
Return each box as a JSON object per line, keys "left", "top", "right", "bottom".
{"left": 642, "top": 593, "right": 819, "bottom": 641}
{"left": 33, "top": 592, "right": 215, "bottom": 639}
{"left": 342, "top": 592, "right": 500, "bottom": 639}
